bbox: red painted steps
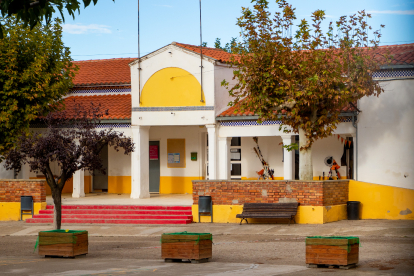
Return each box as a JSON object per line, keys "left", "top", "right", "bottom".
{"left": 26, "top": 205, "right": 193, "bottom": 224}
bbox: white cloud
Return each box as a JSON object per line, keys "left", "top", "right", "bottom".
{"left": 62, "top": 24, "right": 112, "bottom": 34}
{"left": 368, "top": 10, "right": 414, "bottom": 15}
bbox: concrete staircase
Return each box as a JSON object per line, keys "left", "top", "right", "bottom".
{"left": 26, "top": 205, "right": 193, "bottom": 224}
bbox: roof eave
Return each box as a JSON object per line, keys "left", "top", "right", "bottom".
{"left": 380, "top": 64, "right": 414, "bottom": 70}
{"left": 216, "top": 111, "right": 357, "bottom": 121}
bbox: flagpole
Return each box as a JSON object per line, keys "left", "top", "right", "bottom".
{"left": 138, "top": 0, "right": 141, "bottom": 104}
{"left": 199, "top": 0, "right": 204, "bottom": 103}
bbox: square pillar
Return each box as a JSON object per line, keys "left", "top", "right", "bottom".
{"left": 218, "top": 137, "right": 231, "bottom": 180}
{"left": 131, "top": 126, "right": 150, "bottom": 199}
{"left": 281, "top": 135, "right": 295, "bottom": 180}
{"left": 206, "top": 125, "right": 217, "bottom": 180}
{"left": 72, "top": 169, "right": 85, "bottom": 198}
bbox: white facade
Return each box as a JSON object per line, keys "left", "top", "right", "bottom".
{"left": 358, "top": 79, "right": 414, "bottom": 189}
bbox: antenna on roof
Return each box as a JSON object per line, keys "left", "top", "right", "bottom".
{"left": 138, "top": 0, "right": 142, "bottom": 104}
{"left": 199, "top": 0, "right": 204, "bottom": 103}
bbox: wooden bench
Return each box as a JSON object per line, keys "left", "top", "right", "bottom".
{"left": 236, "top": 202, "right": 300, "bottom": 225}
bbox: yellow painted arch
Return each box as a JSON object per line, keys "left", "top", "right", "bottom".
{"left": 141, "top": 67, "right": 205, "bottom": 107}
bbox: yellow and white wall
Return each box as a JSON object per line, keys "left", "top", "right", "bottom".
{"left": 150, "top": 126, "right": 205, "bottom": 194}
{"left": 108, "top": 144, "right": 132, "bottom": 194}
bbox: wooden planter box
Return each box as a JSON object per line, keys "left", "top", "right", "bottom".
{"left": 38, "top": 230, "right": 88, "bottom": 257}
{"left": 161, "top": 232, "right": 212, "bottom": 262}
{"left": 306, "top": 236, "right": 359, "bottom": 266}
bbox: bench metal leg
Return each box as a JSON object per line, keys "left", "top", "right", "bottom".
{"left": 288, "top": 216, "right": 296, "bottom": 226}
{"left": 240, "top": 218, "right": 248, "bottom": 225}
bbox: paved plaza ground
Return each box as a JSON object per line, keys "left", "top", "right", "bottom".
{"left": 0, "top": 220, "right": 413, "bottom": 275}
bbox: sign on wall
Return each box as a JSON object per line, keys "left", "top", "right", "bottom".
{"left": 168, "top": 153, "right": 180, "bottom": 163}
{"left": 149, "top": 145, "right": 159, "bottom": 160}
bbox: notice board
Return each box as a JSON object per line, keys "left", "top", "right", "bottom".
{"left": 167, "top": 139, "right": 186, "bottom": 168}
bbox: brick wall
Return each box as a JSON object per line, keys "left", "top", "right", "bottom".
{"left": 323, "top": 181, "right": 349, "bottom": 205}
{"left": 192, "top": 180, "right": 349, "bottom": 207}
{"left": 0, "top": 179, "right": 46, "bottom": 203}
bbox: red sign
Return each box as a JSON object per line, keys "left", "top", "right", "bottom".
{"left": 149, "top": 145, "right": 158, "bottom": 160}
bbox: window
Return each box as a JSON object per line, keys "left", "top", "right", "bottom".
{"left": 230, "top": 137, "right": 241, "bottom": 179}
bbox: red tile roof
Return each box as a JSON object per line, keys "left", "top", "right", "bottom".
{"left": 175, "top": 42, "right": 236, "bottom": 63}
{"left": 372, "top": 43, "right": 414, "bottom": 66}
{"left": 63, "top": 94, "right": 131, "bottom": 120}
{"left": 175, "top": 43, "right": 414, "bottom": 65}
{"left": 70, "top": 44, "right": 412, "bottom": 87}
{"left": 72, "top": 58, "right": 136, "bottom": 86}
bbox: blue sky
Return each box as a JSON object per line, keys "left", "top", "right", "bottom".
{"left": 59, "top": 0, "right": 414, "bottom": 61}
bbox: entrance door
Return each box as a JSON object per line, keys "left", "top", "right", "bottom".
{"left": 149, "top": 141, "right": 160, "bottom": 193}
{"left": 93, "top": 144, "right": 108, "bottom": 191}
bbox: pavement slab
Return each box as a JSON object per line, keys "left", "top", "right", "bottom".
{"left": 0, "top": 220, "right": 413, "bottom": 275}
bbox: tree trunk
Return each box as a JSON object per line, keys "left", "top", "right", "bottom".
{"left": 52, "top": 189, "right": 62, "bottom": 230}
{"left": 299, "top": 127, "right": 313, "bottom": 180}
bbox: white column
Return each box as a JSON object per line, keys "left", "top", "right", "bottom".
{"left": 131, "top": 125, "right": 150, "bottom": 199}
{"left": 72, "top": 169, "right": 85, "bottom": 198}
{"left": 218, "top": 137, "right": 231, "bottom": 180}
{"left": 281, "top": 135, "right": 294, "bottom": 180}
{"left": 206, "top": 125, "right": 217, "bottom": 180}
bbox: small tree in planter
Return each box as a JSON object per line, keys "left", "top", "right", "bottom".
{"left": 4, "top": 102, "right": 134, "bottom": 229}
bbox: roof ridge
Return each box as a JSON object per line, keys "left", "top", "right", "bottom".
{"left": 175, "top": 42, "right": 227, "bottom": 51}
{"left": 68, "top": 94, "right": 131, "bottom": 98}
{"left": 377, "top": 43, "right": 414, "bottom": 48}
{"left": 74, "top": 57, "right": 137, "bottom": 63}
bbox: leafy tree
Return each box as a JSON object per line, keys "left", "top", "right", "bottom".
{"left": 0, "top": 16, "right": 76, "bottom": 158}
{"left": 0, "top": 0, "right": 114, "bottom": 38}
{"left": 4, "top": 103, "right": 134, "bottom": 229}
{"left": 214, "top": 37, "right": 238, "bottom": 53}
{"left": 222, "top": 0, "right": 388, "bottom": 180}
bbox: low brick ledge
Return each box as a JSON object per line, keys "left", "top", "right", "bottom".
{"left": 192, "top": 179, "right": 349, "bottom": 207}
{"left": 0, "top": 179, "right": 47, "bottom": 203}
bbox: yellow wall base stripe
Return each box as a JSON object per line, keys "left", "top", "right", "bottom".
{"left": 160, "top": 176, "right": 202, "bottom": 194}
{"left": 108, "top": 176, "right": 131, "bottom": 194}
{"left": 192, "top": 204, "right": 347, "bottom": 224}
{"left": 0, "top": 202, "right": 47, "bottom": 221}
{"left": 349, "top": 180, "right": 414, "bottom": 220}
